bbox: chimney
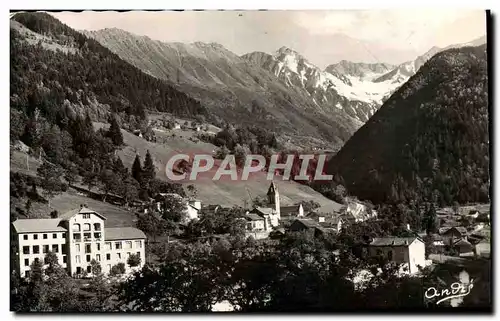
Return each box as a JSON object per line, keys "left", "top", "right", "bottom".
{"left": 404, "top": 240, "right": 409, "bottom": 246}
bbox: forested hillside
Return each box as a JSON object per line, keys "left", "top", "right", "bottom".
{"left": 11, "top": 12, "right": 206, "bottom": 123}
{"left": 326, "top": 45, "right": 490, "bottom": 206}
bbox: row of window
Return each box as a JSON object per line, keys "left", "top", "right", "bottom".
{"left": 22, "top": 244, "right": 67, "bottom": 255}
{"left": 22, "top": 233, "right": 65, "bottom": 241}
{"left": 72, "top": 232, "right": 102, "bottom": 242}
{"left": 72, "top": 222, "right": 101, "bottom": 232}
{"left": 24, "top": 255, "right": 67, "bottom": 267}
{"left": 75, "top": 251, "right": 141, "bottom": 263}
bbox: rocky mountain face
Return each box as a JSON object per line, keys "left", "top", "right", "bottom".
{"left": 84, "top": 28, "right": 370, "bottom": 149}
{"left": 243, "top": 47, "right": 402, "bottom": 122}
{"left": 326, "top": 44, "right": 489, "bottom": 206}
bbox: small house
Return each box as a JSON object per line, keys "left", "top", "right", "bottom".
{"left": 368, "top": 236, "right": 427, "bottom": 274}
{"left": 453, "top": 239, "right": 474, "bottom": 257}
{"left": 289, "top": 219, "right": 328, "bottom": 237}
{"left": 279, "top": 204, "right": 304, "bottom": 220}
{"left": 245, "top": 213, "right": 267, "bottom": 232}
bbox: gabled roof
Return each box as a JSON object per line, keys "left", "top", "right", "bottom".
{"left": 60, "top": 207, "right": 107, "bottom": 221}
{"left": 246, "top": 213, "right": 264, "bottom": 221}
{"left": 104, "top": 227, "right": 147, "bottom": 241}
{"left": 292, "top": 219, "right": 320, "bottom": 229}
{"left": 252, "top": 207, "right": 275, "bottom": 216}
{"left": 280, "top": 205, "right": 302, "bottom": 216}
{"left": 370, "top": 237, "right": 420, "bottom": 247}
{"left": 439, "top": 226, "right": 467, "bottom": 235}
{"left": 12, "top": 219, "right": 67, "bottom": 233}
{"left": 453, "top": 238, "right": 473, "bottom": 248}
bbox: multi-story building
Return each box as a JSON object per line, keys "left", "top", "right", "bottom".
{"left": 11, "top": 206, "right": 146, "bottom": 278}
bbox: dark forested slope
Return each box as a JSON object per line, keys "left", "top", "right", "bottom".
{"left": 326, "top": 45, "right": 490, "bottom": 206}
{"left": 11, "top": 12, "right": 206, "bottom": 123}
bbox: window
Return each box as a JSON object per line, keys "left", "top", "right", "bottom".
{"left": 76, "top": 255, "right": 81, "bottom": 264}
{"left": 33, "top": 234, "right": 38, "bottom": 240}
{"left": 24, "top": 259, "right": 29, "bottom": 266}
{"left": 97, "top": 243, "right": 101, "bottom": 251}
{"left": 83, "top": 223, "right": 91, "bottom": 231}
{"left": 84, "top": 233, "right": 91, "bottom": 241}
{"left": 34, "top": 258, "right": 39, "bottom": 264}
{"left": 72, "top": 224, "right": 81, "bottom": 232}
{"left": 117, "top": 253, "right": 121, "bottom": 260}
{"left": 94, "top": 232, "right": 102, "bottom": 240}
{"left": 43, "top": 234, "right": 48, "bottom": 239}
{"left": 73, "top": 233, "right": 81, "bottom": 242}
{"left": 63, "top": 256, "right": 67, "bottom": 264}
{"left": 135, "top": 241, "right": 142, "bottom": 248}
{"left": 62, "top": 244, "right": 67, "bottom": 254}
{"left": 94, "top": 223, "right": 101, "bottom": 231}
{"left": 23, "top": 246, "right": 29, "bottom": 255}
{"left": 96, "top": 254, "right": 101, "bottom": 262}
{"left": 52, "top": 244, "right": 59, "bottom": 253}
{"left": 52, "top": 233, "right": 57, "bottom": 239}
{"left": 43, "top": 245, "right": 49, "bottom": 253}
{"left": 76, "top": 244, "right": 80, "bottom": 252}
{"left": 115, "top": 242, "right": 122, "bottom": 250}
{"left": 76, "top": 267, "right": 81, "bottom": 274}
{"left": 23, "top": 235, "right": 28, "bottom": 240}
{"left": 85, "top": 244, "right": 91, "bottom": 254}
{"left": 106, "top": 253, "right": 111, "bottom": 260}
{"left": 33, "top": 245, "right": 40, "bottom": 254}
{"left": 86, "top": 255, "right": 91, "bottom": 262}
{"left": 125, "top": 241, "right": 132, "bottom": 249}
{"left": 62, "top": 233, "right": 66, "bottom": 238}
{"left": 105, "top": 242, "right": 111, "bottom": 250}
{"left": 83, "top": 213, "right": 91, "bottom": 219}
{"left": 87, "top": 266, "right": 92, "bottom": 273}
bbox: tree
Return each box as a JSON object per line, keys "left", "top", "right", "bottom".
{"left": 122, "top": 177, "right": 139, "bottom": 206}
{"left": 131, "top": 154, "right": 143, "bottom": 184}
{"left": 99, "top": 168, "right": 120, "bottom": 202}
{"left": 234, "top": 144, "right": 248, "bottom": 168}
{"left": 214, "top": 145, "right": 230, "bottom": 159}
{"left": 90, "top": 259, "right": 102, "bottom": 276}
{"left": 160, "top": 195, "right": 187, "bottom": 223}
{"left": 64, "top": 163, "right": 79, "bottom": 186}
{"left": 136, "top": 211, "right": 166, "bottom": 242}
{"left": 82, "top": 171, "right": 98, "bottom": 192}
{"left": 50, "top": 210, "right": 58, "bottom": 218}
{"left": 127, "top": 253, "right": 141, "bottom": 268}
{"left": 186, "top": 184, "right": 198, "bottom": 199}
{"left": 36, "top": 161, "right": 65, "bottom": 207}
{"left": 142, "top": 150, "right": 156, "bottom": 184}
{"left": 25, "top": 199, "right": 32, "bottom": 216}
{"left": 110, "top": 263, "right": 126, "bottom": 276}
{"left": 107, "top": 114, "right": 123, "bottom": 146}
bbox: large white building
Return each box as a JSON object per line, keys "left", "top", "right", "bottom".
{"left": 11, "top": 206, "right": 146, "bottom": 278}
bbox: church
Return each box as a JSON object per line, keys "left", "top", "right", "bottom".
{"left": 246, "top": 181, "right": 304, "bottom": 233}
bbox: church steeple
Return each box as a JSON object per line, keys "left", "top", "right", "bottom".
{"left": 267, "top": 181, "right": 280, "bottom": 220}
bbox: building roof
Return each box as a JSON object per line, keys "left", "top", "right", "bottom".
{"left": 252, "top": 207, "right": 275, "bottom": 216}
{"left": 280, "top": 205, "right": 301, "bottom": 216}
{"left": 12, "top": 219, "right": 67, "bottom": 233}
{"left": 292, "top": 219, "right": 321, "bottom": 229}
{"left": 370, "top": 237, "right": 419, "bottom": 247}
{"left": 104, "top": 227, "right": 147, "bottom": 241}
{"left": 439, "top": 226, "right": 467, "bottom": 235}
{"left": 59, "top": 206, "right": 107, "bottom": 221}
{"left": 453, "top": 239, "right": 473, "bottom": 249}
{"left": 246, "top": 213, "right": 264, "bottom": 221}
{"left": 469, "top": 209, "right": 480, "bottom": 214}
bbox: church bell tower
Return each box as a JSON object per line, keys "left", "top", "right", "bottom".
{"left": 267, "top": 181, "right": 280, "bottom": 220}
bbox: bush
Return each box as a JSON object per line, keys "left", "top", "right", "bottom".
{"left": 110, "top": 262, "right": 126, "bottom": 276}
{"left": 127, "top": 253, "right": 141, "bottom": 268}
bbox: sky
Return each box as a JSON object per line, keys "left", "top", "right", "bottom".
{"left": 51, "top": 10, "right": 487, "bottom": 69}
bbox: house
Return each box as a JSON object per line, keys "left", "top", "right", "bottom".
{"left": 245, "top": 213, "right": 267, "bottom": 232}
{"left": 439, "top": 226, "right": 467, "bottom": 244}
{"left": 467, "top": 210, "right": 480, "bottom": 219}
{"left": 306, "top": 211, "right": 327, "bottom": 223}
{"left": 279, "top": 204, "right": 304, "bottom": 220}
{"left": 289, "top": 219, "right": 329, "bottom": 237}
{"left": 154, "top": 193, "right": 201, "bottom": 224}
{"left": 453, "top": 239, "right": 474, "bottom": 257}
{"left": 341, "top": 199, "right": 377, "bottom": 223}
{"left": 173, "top": 122, "right": 181, "bottom": 130}
{"left": 11, "top": 206, "right": 146, "bottom": 278}
{"left": 132, "top": 129, "right": 143, "bottom": 138}
{"left": 367, "top": 236, "right": 427, "bottom": 274}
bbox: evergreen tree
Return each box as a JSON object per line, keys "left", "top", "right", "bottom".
{"left": 131, "top": 155, "right": 143, "bottom": 184}
{"left": 142, "top": 150, "right": 156, "bottom": 183}
{"left": 107, "top": 114, "right": 123, "bottom": 146}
